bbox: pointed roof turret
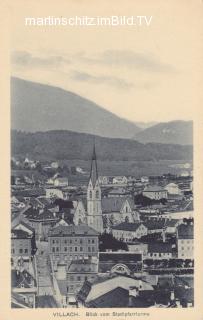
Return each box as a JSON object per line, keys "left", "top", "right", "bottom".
{"left": 89, "top": 144, "right": 98, "bottom": 187}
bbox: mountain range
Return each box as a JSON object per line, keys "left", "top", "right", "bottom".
{"left": 11, "top": 77, "right": 193, "bottom": 145}
{"left": 11, "top": 130, "right": 192, "bottom": 162}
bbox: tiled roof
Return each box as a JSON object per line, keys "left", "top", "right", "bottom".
{"left": 177, "top": 224, "right": 193, "bottom": 239}
{"left": 148, "top": 243, "right": 173, "bottom": 253}
{"left": 24, "top": 207, "right": 58, "bottom": 221}
{"left": 102, "top": 197, "right": 133, "bottom": 213}
{"left": 68, "top": 260, "right": 98, "bottom": 273}
{"left": 99, "top": 252, "right": 142, "bottom": 262}
{"left": 112, "top": 222, "right": 144, "bottom": 232}
{"left": 143, "top": 220, "right": 166, "bottom": 230}
{"left": 49, "top": 224, "right": 99, "bottom": 237}
{"left": 11, "top": 229, "right": 32, "bottom": 239}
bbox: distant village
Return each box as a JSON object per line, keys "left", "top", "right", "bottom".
{"left": 11, "top": 148, "right": 194, "bottom": 308}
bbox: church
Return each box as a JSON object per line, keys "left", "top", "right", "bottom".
{"left": 86, "top": 145, "right": 104, "bottom": 234}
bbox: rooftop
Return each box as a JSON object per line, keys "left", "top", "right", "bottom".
{"left": 49, "top": 224, "right": 99, "bottom": 237}
{"left": 112, "top": 222, "right": 144, "bottom": 232}
{"left": 177, "top": 224, "right": 194, "bottom": 239}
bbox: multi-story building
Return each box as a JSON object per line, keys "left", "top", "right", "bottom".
{"left": 177, "top": 224, "right": 194, "bottom": 259}
{"left": 48, "top": 224, "right": 99, "bottom": 269}
{"left": 112, "top": 222, "right": 148, "bottom": 242}
{"left": 11, "top": 229, "right": 32, "bottom": 260}
{"left": 143, "top": 185, "right": 168, "bottom": 200}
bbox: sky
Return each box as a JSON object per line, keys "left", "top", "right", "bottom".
{"left": 10, "top": 0, "right": 202, "bottom": 123}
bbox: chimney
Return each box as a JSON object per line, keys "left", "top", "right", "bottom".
{"left": 170, "top": 289, "right": 175, "bottom": 301}
{"left": 128, "top": 286, "right": 138, "bottom": 307}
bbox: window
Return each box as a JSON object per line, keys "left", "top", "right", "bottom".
{"left": 19, "top": 249, "right": 23, "bottom": 254}
{"left": 70, "top": 239, "right": 72, "bottom": 244}
{"left": 56, "top": 247, "right": 59, "bottom": 252}
{"left": 92, "top": 247, "right": 95, "bottom": 252}
{"left": 89, "top": 191, "right": 92, "bottom": 199}
{"left": 64, "top": 240, "right": 67, "bottom": 244}
{"left": 88, "top": 239, "right": 91, "bottom": 244}
{"left": 75, "top": 247, "right": 78, "bottom": 252}
{"left": 70, "top": 276, "right": 74, "bottom": 281}
{"left": 77, "top": 276, "right": 81, "bottom": 281}
{"left": 88, "top": 247, "right": 91, "bottom": 252}
{"left": 64, "top": 247, "right": 67, "bottom": 252}
{"left": 80, "top": 239, "right": 83, "bottom": 244}
{"left": 52, "top": 240, "right": 55, "bottom": 244}
{"left": 80, "top": 247, "right": 83, "bottom": 252}
{"left": 70, "top": 247, "right": 72, "bottom": 252}
{"left": 96, "top": 190, "right": 99, "bottom": 199}
{"left": 52, "top": 247, "right": 55, "bottom": 252}
{"left": 24, "top": 249, "right": 28, "bottom": 253}
{"left": 92, "top": 239, "right": 95, "bottom": 244}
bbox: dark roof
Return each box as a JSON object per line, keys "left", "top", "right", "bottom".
{"left": 99, "top": 252, "right": 142, "bottom": 262}
{"left": 11, "top": 269, "right": 37, "bottom": 288}
{"left": 54, "top": 199, "right": 74, "bottom": 209}
{"left": 49, "top": 224, "right": 99, "bottom": 237}
{"left": 148, "top": 243, "right": 173, "bottom": 253}
{"left": 143, "top": 220, "right": 166, "bottom": 230}
{"left": 11, "top": 229, "right": 31, "bottom": 239}
{"left": 102, "top": 197, "right": 133, "bottom": 213}
{"left": 24, "top": 207, "right": 58, "bottom": 221}
{"left": 177, "top": 224, "right": 193, "bottom": 239}
{"left": 112, "top": 222, "right": 144, "bottom": 232}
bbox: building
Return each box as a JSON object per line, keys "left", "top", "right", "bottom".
{"left": 77, "top": 274, "right": 154, "bottom": 307}
{"left": 143, "top": 219, "right": 166, "bottom": 234}
{"left": 11, "top": 269, "right": 37, "bottom": 308}
{"left": 147, "top": 243, "right": 173, "bottom": 259}
{"left": 11, "top": 229, "right": 32, "bottom": 260}
{"left": 48, "top": 224, "right": 99, "bottom": 269}
{"left": 87, "top": 145, "right": 103, "bottom": 233}
{"left": 127, "top": 242, "right": 148, "bottom": 256}
{"left": 112, "top": 176, "right": 128, "bottom": 185}
{"left": 99, "top": 252, "right": 142, "bottom": 274}
{"left": 46, "top": 188, "right": 64, "bottom": 199}
{"left": 112, "top": 222, "right": 148, "bottom": 241}
{"left": 143, "top": 186, "right": 168, "bottom": 200}
{"left": 177, "top": 224, "right": 194, "bottom": 259}
{"left": 23, "top": 207, "right": 59, "bottom": 240}
{"left": 66, "top": 260, "right": 98, "bottom": 295}
{"left": 54, "top": 177, "right": 69, "bottom": 187}
{"left": 102, "top": 197, "right": 139, "bottom": 227}
{"left": 164, "top": 183, "right": 182, "bottom": 195}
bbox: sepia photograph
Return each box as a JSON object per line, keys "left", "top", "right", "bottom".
{"left": 0, "top": 0, "right": 203, "bottom": 319}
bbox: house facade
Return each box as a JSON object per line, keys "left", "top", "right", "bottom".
{"left": 112, "top": 222, "right": 148, "bottom": 242}
{"left": 143, "top": 186, "right": 168, "bottom": 200}
{"left": 48, "top": 225, "right": 99, "bottom": 270}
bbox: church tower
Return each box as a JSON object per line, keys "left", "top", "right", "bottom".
{"left": 87, "top": 145, "right": 103, "bottom": 233}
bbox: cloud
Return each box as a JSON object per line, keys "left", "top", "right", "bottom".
{"left": 70, "top": 70, "right": 133, "bottom": 90}
{"left": 11, "top": 50, "right": 70, "bottom": 68}
{"left": 76, "top": 50, "right": 176, "bottom": 73}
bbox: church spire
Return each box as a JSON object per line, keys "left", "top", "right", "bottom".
{"left": 89, "top": 144, "right": 98, "bottom": 187}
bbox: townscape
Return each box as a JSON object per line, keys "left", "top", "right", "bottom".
{"left": 11, "top": 147, "right": 194, "bottom": 308}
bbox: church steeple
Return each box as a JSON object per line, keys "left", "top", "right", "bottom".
{"left": 89, "top": 144, "right": 98, "bottom": 188}
{"left": 87, "top": 143, "right": 103, "bottom": 233}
